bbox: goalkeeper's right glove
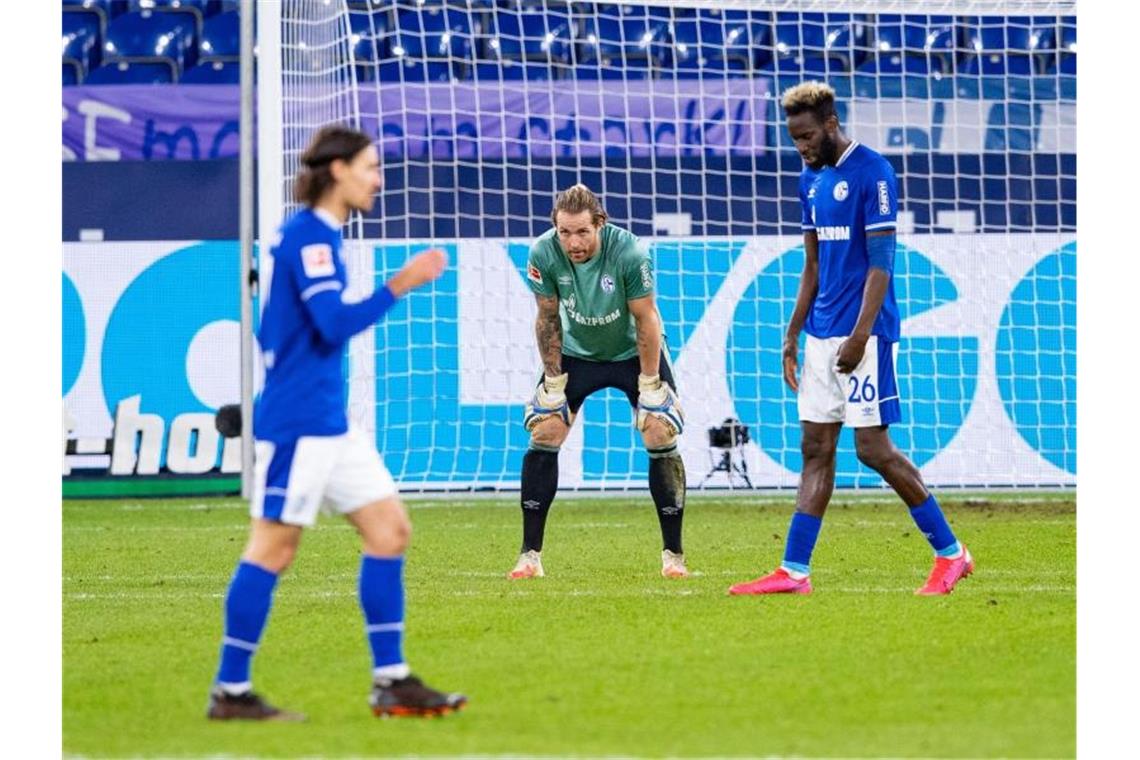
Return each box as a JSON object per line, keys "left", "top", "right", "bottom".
{"left": 524, "top": 373, "right": 570, "bottom": 431}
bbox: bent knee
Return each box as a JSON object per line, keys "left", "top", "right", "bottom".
{"left": 243, "top": 536, "right": 299, "bottom": 574}
{"left": 360, "top": 499, "right": 412, "bottom": 556}
{"left": 388, "top": 514, "right": 412, "bottom": 553}
{"left": 855, "top": 442, "right": 895, "bottom": 471}
{"left": 800, "top": 435, "right": 836, "bottom": 463}
{"left": 640, "top": 416, "right": 677, "bottom": 451}
{"left": 386, "top": 503, "right": 413, "bottom": 553}
{"left": 530, "top": 417, "right": 570, "bottom": 449}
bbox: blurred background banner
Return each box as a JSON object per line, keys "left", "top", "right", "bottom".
{"left": 62, "top": 83, "right": 1074, "bottom": 162}
{"left": 63, "top": 234, "right": 1075, "bottom": 489}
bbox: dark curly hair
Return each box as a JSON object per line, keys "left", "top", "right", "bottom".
{"left": 293, "top": 125, "right": 374, "bottom": 207}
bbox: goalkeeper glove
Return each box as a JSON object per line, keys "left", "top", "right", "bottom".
{"left": 636, "top": 373, "right": 684, "bottom": 435}
{"left": 524, "top": 373, "right": 570, "bottom": 431}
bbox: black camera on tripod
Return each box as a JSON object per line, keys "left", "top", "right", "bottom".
{"left": 707, "top": 417, "right": 750, "bottom": 449}
{"left": 701, "top": 417, "right": 752, "bottom": 488}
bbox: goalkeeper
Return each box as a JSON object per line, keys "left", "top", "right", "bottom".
{"left": 509, "top": 184, "right": 688, "bottom": 580}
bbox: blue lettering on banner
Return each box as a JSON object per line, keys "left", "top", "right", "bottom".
{"left": 142, "top": 120, "right": 201, "bottom": 160}
{"left": 101, "top": 243, "right": 240, "bottom": 466}
{"left": 995, "top": 242, "right": 1076, "bottom": 474}
{"left": 63, "top": 273, "right": 85, "bottom": 396}
{"left": 63, "top": 86, "right": 1076, "bottom": 162}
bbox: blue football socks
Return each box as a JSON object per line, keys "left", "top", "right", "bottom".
{"left": 908, "top": 493, "right": 962, "bottom": 557}
{"left": 359, "top": 555, "right": 409, "bottom": 680}
{"left": 215, "top": 561, "right": 279, "bottom": 692}
{"left": 781, "top": 511, "right": 823, "bottom": 577}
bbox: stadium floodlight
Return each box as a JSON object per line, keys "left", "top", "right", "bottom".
{"left": 250, "top": 0, "right": 1076, "bottom": 493}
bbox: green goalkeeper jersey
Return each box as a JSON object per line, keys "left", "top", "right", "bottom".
{"left": 525, "top": 224, "right": 654, "bottom": 362}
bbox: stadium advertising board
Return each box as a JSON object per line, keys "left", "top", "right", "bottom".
{"left": 62, "top": 84, "right": 1075, "bottom": 161}
{"left": 63, "top": 234, "right": 1074, "bottom": 492}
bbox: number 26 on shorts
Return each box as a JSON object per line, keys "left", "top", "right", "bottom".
{"left": 848, "top": 374, "right": 876, "bottom": 403}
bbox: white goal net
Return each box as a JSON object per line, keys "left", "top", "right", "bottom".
{"left": 258, "top": 0, "right": 1076, "bottom": 492}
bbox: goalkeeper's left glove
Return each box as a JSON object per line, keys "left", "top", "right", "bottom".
{"left": 636, "top": 373, "right": 684, "bottom": 435}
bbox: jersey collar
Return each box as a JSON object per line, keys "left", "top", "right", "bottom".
{"left": 835, "top": 140, "right": 859, "bottom": 168}
{"left": 313, "top": 207, "right": 343, "bottom": 231}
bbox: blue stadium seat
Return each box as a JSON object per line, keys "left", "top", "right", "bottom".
{"left": 209, "top": 0, "right": 240, "bottom": 15}
{"left": 761, "top": 18, "right": 805, "bottom": 74}
{"left": 856, "top": 52, "right": 944, "bottom": 77}
{"left": 962, "top": 15, "right": 1054, "bottom": 75}
{"left": 63, "top": 9, "right": 103, "bottom": 76}
{"left": 375, "top": 58, "right": 454, "bottom": 84}
{"left": 181, "top": 59, "right": 239, "bottom": 83}
{"left": 666, "top": 9, "right": 762, "bottom": 74}
{"left": 63, "top": 60, "right": 82, "bottom": 86}
{"left": 484, "top": 6, "right": 572, "bottom": 65}
{"left": 63, "top": 0, "right": 130, "bottom": 25}
{"left": 390, "top": 5, "right": 476, "bottom": 78}
{"left": 871, "top": 14, "right": 957, "bottom": 74}
{"left": 902, "top": 15, "right": 959, "bottom": 72}
{"left": 574, "top": 65, "right": 650, "bottom": 81}
{"left": 1049, "top": 17, "right": 1076, "bottom": 76}
{"left": 129, "top": 0, "right": 208, "bottom": 13}
{"left": 472, "top": 60, "right": 555, "bottom": 82}
{"left": 853, "top": 54, "right": 948, "bottom": 100}
{"left": 349, "top": 11, "right": 391, "bottom": 81}
{"left": 580, "top": 4, "right": 671, "bottom": 74}
{"left": 349, "top": 7, "right": 391, "bottom": 38}
{"left": 104, "top": 9, "right": 198, "bottom": 75}
{"left": 959, "top": 53, "right": 1032, "bottom": 77}
{"left": 103, "top": 10, "right": 198, "bottom": 76}
{"left": 85, "top": 59, "right": 176, "bottom": 84}
{"left": 820, "top": 13, "right": 871, "bottom": 70}
{"left": 199, "top": 10, "right": 238, "bottom": 59}
{"left": 770, "top": 12, "right": 865, "bottom": 73}
{"left": 128, "top": 0, "right": 206, "bottom": 39}
{"left": 873, "top": 13, "right": 906, "bottom": 51}
{"left": 1059, "top": 16, "right": 1076, "bottom": 52}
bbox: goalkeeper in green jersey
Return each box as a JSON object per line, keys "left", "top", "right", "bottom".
{"left": 509, "top": 184, "right": 688, "bottom": 580}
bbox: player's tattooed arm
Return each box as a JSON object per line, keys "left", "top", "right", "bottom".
{"left": 628, "top": 294, "right": 662, "bottom": 377}
{"left": 535, "top": 294, "right": 563, "bottom": 376}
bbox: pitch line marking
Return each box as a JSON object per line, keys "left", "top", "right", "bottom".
{"left": 65, "top": 585, "right": 1074, "bottom": 601}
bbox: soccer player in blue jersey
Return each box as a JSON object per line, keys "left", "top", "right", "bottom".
{"left": 729, "top": 82, "right": 973, "bottom": 597}
{"left": 207, "top": 125, "right": 466, "bottom": 720}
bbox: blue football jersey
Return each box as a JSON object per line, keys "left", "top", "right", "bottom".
{"left": 255, "top": 207, "right": 397, "bottom": 442}
{"left": 799, "top": 142, "right": 901, "bottom": 341}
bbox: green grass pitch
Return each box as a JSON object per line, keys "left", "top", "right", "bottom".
{"left": 63, "top": 493, "right": 1074, "bottom": 758}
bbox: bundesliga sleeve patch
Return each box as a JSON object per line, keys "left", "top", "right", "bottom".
{"left": 301, "top": 243, "right": 335, "bottom": 278}
{"left": 527, "top": 263, "right": 544, "bottom": 285}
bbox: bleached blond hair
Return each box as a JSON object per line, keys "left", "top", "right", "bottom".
{"left": 551, "top": 183, "right": 608, "bottom": 227}
{"left": 781, "top": 81, "right": 838, "bottom": 123}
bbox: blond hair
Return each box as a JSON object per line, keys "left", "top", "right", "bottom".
{"left": 551, "top": 183, "right": 608, "bottom": 227}
{"left": 781, "top": 81, "right": 838, "bottom": 123}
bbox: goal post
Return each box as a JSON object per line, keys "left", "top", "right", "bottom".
{"left": 253, "top": 0, "right": 1077, "bottom": 493}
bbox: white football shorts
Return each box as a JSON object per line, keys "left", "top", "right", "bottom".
{"left": 251, "top": 427, "right": 398, "bottom": 526}
{"left": 798, "top": 334, "right": 902, "bottom": 427}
